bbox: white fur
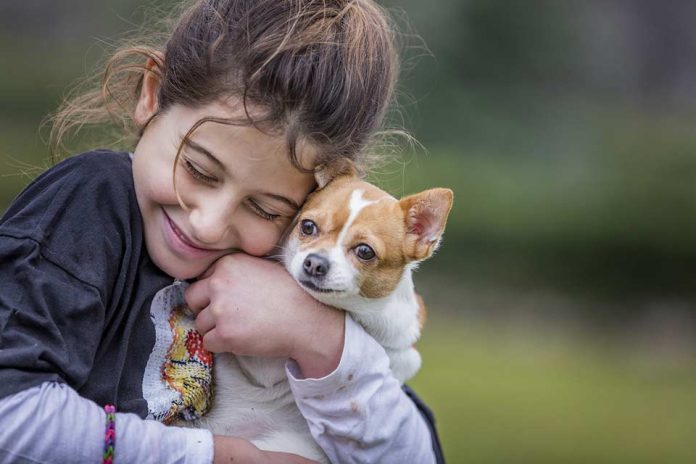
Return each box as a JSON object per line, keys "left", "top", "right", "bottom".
{"left": 299, "top": 261, "right": 423, "bottom": 382}
{"left": 337, "top": 189, "right": 376, "bottom": 244}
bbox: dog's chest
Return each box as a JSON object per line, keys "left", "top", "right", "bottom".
{"left": 198, "top": 354, "right": 297, "bottom": 435}
{"left": 189, "top": 354, "right": 328, "bottom": 463}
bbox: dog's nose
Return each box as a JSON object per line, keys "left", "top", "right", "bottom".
{"left": 303, "top": 254, "right": 330, "bottom": 277}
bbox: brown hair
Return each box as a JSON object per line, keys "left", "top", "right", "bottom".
{"left": 49, "top": 0, "right": 402, "bottom": 173}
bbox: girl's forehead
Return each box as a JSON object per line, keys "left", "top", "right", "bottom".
{"left": 165, "top": 103, "right": 317, "bottom": 202}
{"left": 175, "top": 101, "right": 319, "bottom": 170}
{"left": 192, "top": 119, "right": 318, "bottom": 177}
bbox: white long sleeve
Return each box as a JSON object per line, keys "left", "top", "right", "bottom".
{"left": 0, "top": 382, "right": 213, "bottom": 464}
{"left": 286, "top": 314, "right": 437, "bottom": 464}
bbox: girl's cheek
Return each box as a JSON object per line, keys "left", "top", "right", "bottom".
{"left": 240, "top": 225, "right": 282, "bottom": 257}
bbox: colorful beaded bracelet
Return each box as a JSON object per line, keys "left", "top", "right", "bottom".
{"left": 103, "top": 404, "right": 116, "bottom": 464}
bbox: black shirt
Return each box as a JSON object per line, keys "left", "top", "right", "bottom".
{"left": 0, "top": 150, "right": 172, "bottom": 416}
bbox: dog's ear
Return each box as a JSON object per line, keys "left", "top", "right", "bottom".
{"left": 400, "top": 188, "right": 454, "bottom": 262}
{"left": 315, "top": 158, "right": 358, "bottom": 188}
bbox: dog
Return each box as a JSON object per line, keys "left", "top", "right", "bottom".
{"left": 187, "top": 162, "right": 453, "bottom": 462}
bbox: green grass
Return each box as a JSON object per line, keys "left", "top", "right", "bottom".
{"left": 410, "top": 315, "right": 696, "bottom": 463}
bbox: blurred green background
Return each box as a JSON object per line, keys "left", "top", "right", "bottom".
{"left": 2, "top": 1, "right": 696, "bottom": 462}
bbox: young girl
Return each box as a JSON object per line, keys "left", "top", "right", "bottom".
{"left": 0, "top": 1, "right": 443, "bottom": 463}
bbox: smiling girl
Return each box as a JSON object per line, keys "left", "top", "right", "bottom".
{"left": 0, "top": 1, "right": 442, "bottom": 463}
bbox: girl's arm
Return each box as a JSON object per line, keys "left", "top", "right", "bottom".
{"left": 287, "top": 315, "right": 439, "bottom": 464}
{"left": 186, "top": 254, "right": 442, "bottom": 463}
{"left": 0, "top": 382, "right": 315, "bottom": 464}
{"left": 0, "top": 382, "right": 212, "bottom": 463}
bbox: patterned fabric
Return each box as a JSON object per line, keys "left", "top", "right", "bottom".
{"left": 143, "top": 281, "right": 214, "bottom": 423}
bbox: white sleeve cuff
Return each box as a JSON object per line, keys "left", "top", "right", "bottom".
{"left": 285, "top": 312, "right": 390, "bottom": 393}
{"left": 285, "top": 313, "right": 435, "bottom": 464}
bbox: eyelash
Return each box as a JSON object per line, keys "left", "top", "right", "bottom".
{"left": 182, "top": 157, "right": 217, "bottom": 184}
{"left": 182, "top": 156, "right": 279, "bottom": 221}
{"left": 247, "top": 200, "right": 280, "bottom": 221}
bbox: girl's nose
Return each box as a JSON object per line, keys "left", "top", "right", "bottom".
{"left": 188, "top": 196, "right": 238, "bottom": 246}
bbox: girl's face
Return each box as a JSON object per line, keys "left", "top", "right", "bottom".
{"left": 132, "top": 101, "right": 317, "bottom": 279}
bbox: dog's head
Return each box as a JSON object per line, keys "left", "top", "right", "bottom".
{"left": 283, "top": 161, "right": 453, "bottom": 306}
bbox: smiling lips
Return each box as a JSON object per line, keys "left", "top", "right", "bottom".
{"left": 163, "top": 211, "right": 220, "bottom": 258}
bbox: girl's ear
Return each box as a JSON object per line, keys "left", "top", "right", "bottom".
{"left": 400, "top": 188, "right": 454, "bottom": 262}
{"left": 134, "top": 55, "right": 163, "bottom": 127}
{"left": 315, "top": 158, "right": 358, "bottom": 188}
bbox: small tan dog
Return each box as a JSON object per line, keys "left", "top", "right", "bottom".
{"left": 191, "top": 163, "right": 453, "bottom": 461}
{"left": 284, "top": 162, "right": 453, "bottom": 382}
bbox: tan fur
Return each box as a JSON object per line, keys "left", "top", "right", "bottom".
{"left": 294, "top": 177, "right": 409, "bottom": 298}
{"left": 400, "top": 188, "right": 454, "bottom": 262}
{"left": 315, "top": 158, "right": 359, "bottom": 189}
{"left": 290, "top": 174, "right": 454, "bottom": 300}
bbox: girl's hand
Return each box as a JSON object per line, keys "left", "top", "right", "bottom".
{"left": 213, "top": 436, "right": 318, "bottom": 464}
{"left": 185, "top": 253, "right": 345, "bottom": 378}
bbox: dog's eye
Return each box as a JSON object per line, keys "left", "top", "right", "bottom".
{"left": 300, "top": 219, "right": 318, "bottom": 236}
{"left": 354, "top": 244, "right": 376, "bottom": 261}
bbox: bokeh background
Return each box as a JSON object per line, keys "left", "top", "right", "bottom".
{"left": 2, "top": 1, "right": 696, "bottom": 462}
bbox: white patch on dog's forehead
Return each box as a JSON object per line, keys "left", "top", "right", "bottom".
{"left": 336, "top": 189, "right": 377, "bottom": 246}
{"left": 311, "top": 189, "right": 378, "bottom": 297}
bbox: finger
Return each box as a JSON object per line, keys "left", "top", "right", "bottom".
{"left": 201, "top": 328, "right": 226, "bottom": 353}
{"left": 195, "top": 307, "right": 216, "bottom": 335}
{"left": 184, "top": 278, "right": 210, "bottom": 314}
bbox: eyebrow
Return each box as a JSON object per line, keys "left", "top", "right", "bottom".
{"left": 184, "top": 138, "right": 301, "bottom": 211}
{"left": 184, "top": 139, "right": 226, "bottom": 171}
{"left": 263, "top": 192, "right": 301, "bottom": 211}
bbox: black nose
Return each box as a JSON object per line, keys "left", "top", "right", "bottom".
{"left": 303, "top": 254, "right": 330, "bottom": 277}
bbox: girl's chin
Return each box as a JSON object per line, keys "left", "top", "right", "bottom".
{"left": 153, "top": 250, "right": 211, "bottom": 280}
{"left": 169, "top": 268, "right": 205, "bottom": 281}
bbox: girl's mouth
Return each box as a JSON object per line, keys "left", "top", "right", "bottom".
{"left": 162, "top": 210, "right": 220, "bottom": 258}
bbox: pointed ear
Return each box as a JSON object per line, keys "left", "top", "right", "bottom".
{"left": 134, "top": 54, "right": 164, "bottom": 128}
{"left": 400, "top": 188, "right": 454, "bottom": 262}
{"left": 315, "top": 158, "right": 358, "bottom": 188}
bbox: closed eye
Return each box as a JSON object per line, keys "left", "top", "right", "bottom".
{"left": 182, "top": 157, "right": 217, "bottom": 184}
{"left": 247, "top": 199, "right": 281, "bottom": 221}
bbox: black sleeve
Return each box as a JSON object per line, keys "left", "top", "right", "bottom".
{"left": 0, "top": 236, "right": 106, "bottom": 399}
{"left": 0, "top": 150, "right": 135, "bottom": 400}
{"left": 403, "top": 384, "right": 446, "bottom": 463}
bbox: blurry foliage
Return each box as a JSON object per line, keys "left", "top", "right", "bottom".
{"left": 2, "top": 0, "right": 696, "bottom": 297}
{"left": 376, "top": 0, "right": 696, "bottom": 297}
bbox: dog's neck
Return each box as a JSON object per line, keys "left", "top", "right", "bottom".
{"left": 316, "top": 263, "right": 422, "bottom": 351}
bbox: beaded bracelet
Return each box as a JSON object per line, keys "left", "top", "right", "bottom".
{"left": 103, "top": 404, "right": 116, "bottom": 464}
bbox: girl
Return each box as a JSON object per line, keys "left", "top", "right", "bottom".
{"left": 0, "top": 1, "right": 443, "bottom": 463}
